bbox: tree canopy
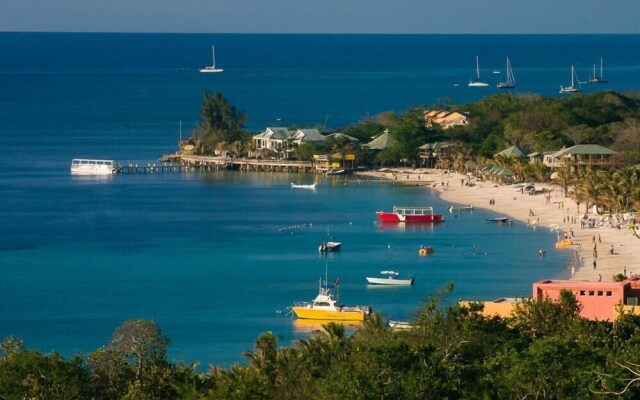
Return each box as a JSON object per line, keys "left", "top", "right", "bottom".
{"left": 3, "top": 291, "right": 640, "bottom": 399}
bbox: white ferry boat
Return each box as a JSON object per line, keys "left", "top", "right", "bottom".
{"left": 70, "top": 159, "right": 116, "bottom": 175}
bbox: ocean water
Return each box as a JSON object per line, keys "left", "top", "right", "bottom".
{"left": 0, "top": 33, "right": 637, "bottom": 367}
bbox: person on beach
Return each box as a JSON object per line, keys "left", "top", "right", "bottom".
{"left": 529, "top": 209, "right": 535, "bottom": 216}
{"left": 593, "top": 260, "right": 597, "bottom": 269}
{"left": 610, "top": 244, "right": 614, "bottom": 255}
{"left": 598, "top": 274, "right": 602, "bottom": 282}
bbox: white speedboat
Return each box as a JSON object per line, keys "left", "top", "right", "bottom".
{"left": 387, "top": 320, "right": 413, "bottom": 330}
{"left": 291, "top": 182, "right": 317, "bottom": 189}
{"left": 366, "top": 270, "right": 414, "bottom": 286}
{"left": 319, "top": 241, "right": 341, "bottom": 252}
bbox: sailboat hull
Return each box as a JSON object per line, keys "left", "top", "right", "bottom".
{"left": 200, "top": 68, "right": 223, "bottom": 73}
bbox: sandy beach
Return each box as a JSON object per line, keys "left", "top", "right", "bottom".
{"left": 358, "top": 168, "right": 639, "bottom": 283}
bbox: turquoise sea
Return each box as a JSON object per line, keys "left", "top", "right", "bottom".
{"left": 1, "top": 33, "right": 638, "bottom": 367}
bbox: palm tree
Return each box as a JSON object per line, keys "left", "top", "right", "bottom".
{"left": 614, "top": 166, "right": 639, "bottom": 212}
{"left": 553, "top": 166, "right": 573, "bottom": 197}
{"left": 243, "top": 331, "right": 278, "bottom": 369}
{"left": 580, "top": 170, "right": 607, "bottom": 213}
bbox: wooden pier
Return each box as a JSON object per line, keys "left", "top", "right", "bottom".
{"left": 117, "top": 156, "right": 436, "bottom": 189}
{"left": 179, "top": 155, "right": 315, "bottom": 173}
{"left": 117, "top": 163, "right": 188, "bottom": 174}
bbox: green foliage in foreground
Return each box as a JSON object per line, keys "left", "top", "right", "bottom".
{"left": 2, "top": 289, "right": 640, "bottom": 399}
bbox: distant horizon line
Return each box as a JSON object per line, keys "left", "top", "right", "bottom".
{"left": 1, "top": 31, "right": 639, "bottom": 36}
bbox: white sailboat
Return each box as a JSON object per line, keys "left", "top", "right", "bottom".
{"left": 588, "top": 57, "right": 607, "bottom": 83}
{"left": 559, "top": 65, "right": 581, "bottom": 94}
{"left": 199, "top": 45, "right": 223, "bottom": 73}
{"left": 496, "top": 57, "right": 516, "bottom": 89}
{"left": 468, "top": 56, "right": 489, "bottom": 87}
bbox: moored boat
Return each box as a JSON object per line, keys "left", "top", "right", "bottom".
{"left": 366, "top": 270, "right": 414, "bottom": 286}
{"left": 418, "top": 246, "right": 434, "bottom": 256}
{"left": 588, "top": 57, "right": 607, "bottom": 84}
{"left": 318, "top": 241, "right": 341, "bottom": 252}
{"left": 376, "top": 206, "right": 444, "bottom": 223}
{"left": 468, "top": 56, "right": 489, "bottom": 87}
{"left": 387, "top": 320, "right": 413, "bottom": 331}
{"left": 292, "top": 278, "right": 371, "bottom": 321}
{"left": 484, "top": 217, "right": 508, "bottom": 223}
{"left": 318, "top": 227, "right": 341, "bottom": 252}
{"left": 70, "top": 159, "right": 116, "bottom": 175}
{"left": 291, "top": 182, "right": 318, "bottom": 189}
{"left": 559, "top": 65, "right": 581, "bottom": 94}
{"left": 199, "top": 45, "right": 223, "bottom": 73}
{"left": 448, "top": 204, "right": 474, "bottom": 212}
{"left": 496, "top": 57, "right": 516, "bottom": 89}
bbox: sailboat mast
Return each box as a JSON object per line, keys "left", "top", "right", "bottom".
{"left": 476, "top": 56, "right": 480, "bottom": 79}
{"left": 571, "top": 65, "right": 574, "bottom": 87}
{"left": 212, "top": 45, "right": 215, "bottom": 68}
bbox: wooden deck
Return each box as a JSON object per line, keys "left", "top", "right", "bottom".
{"left": 180, "top": 155, "right": 315, "bottom": 172}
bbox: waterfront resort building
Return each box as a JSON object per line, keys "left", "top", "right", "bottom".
{"left": 460, "top": 277, "right": 640, "bottom": 322}
{"left": 252, "top": 127, "right": 327, "bottom": 158}
{"left": 542, "top": 144, "right": 617, "bottom": 171}
{"left": 423, "top": 110, "right": 469, "bottom": 129}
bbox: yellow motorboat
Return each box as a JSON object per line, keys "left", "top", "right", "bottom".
{"left": 419, "top": 246, "right": 434, "bottom": 256}
{"left": 292, "top": 278, "right": 371, "bottom": 321}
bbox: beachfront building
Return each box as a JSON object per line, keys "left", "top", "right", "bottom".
{"left": 419, "top": 142, "right": 453, "bottom": 168}
{"left": 253, "top": 127, "right": 292, "bottom": 153}
{"left": 480, "top": 165, "right": 515, "bottom": 183}
{"left": 533, "top": 278, "right": 640, "bottom": 321}
{"left": 253, "top": 127, "right": 327, "bottom": 158}
{"left": 461, "top": 277, "right": 640, "bottom": 321}
{"left": 362, "top": 129, "right": 390, "bottom": 151}
{"left": 423, "top": 110, "right": 469, "bottom": 129}
{"left": 324, "top": 132, "right": 360, "bottom": 145}
{"left": 527, "top": 150, "right": 558, "bottom": 165}
{"left": 542, "top": 144, "right": 617, "bottom": 171}
{"left": 494, "top": 145, "right": 526, "bottom": 160}
{"left": 291, "top": 129, "right": 326, "bottom": 146}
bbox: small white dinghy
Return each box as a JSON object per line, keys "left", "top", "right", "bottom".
{"left": 291, "top": 182, "right": 318, "bottom": 189}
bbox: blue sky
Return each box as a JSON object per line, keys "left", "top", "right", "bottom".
{"left": 1, "top": 0, "right": 638, "bottom": 34}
